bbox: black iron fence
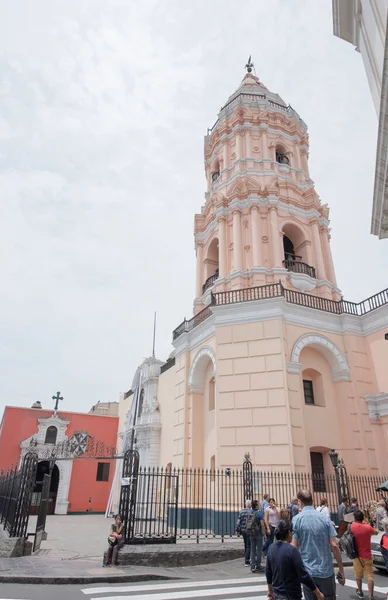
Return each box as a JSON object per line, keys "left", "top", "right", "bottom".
{"left": 125, "top": 466, "right": 388, "bottom": 543}
{"left": 0, "top": 453, "right": 38, "bottom": 538}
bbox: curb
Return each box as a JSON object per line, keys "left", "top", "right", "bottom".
{"left": 0, "top": 573, "right": 181, "bottom": 585}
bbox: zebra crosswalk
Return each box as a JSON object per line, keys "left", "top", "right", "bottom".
{"left": 80, "top": 575, "right": 388, "bottom": 600}
{"left": 80, "top": 576, "right": 269, "bottom": 600}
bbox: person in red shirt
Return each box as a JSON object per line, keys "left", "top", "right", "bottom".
{"left": 380, "top": 518, "right": 388, "bottom": 573}
{"left": 350, "top": 510, "right": 378, "bottom": 600}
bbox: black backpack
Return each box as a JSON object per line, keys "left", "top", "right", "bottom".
{"left": 339, "top": 526, "right": 358, "bottom": 559}
{"left": 246, "top": 510, "right": 260, "bottom": 536}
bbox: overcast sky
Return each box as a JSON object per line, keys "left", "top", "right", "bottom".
{"left": 0, "top": 0, "right": 386, "bottom": 417}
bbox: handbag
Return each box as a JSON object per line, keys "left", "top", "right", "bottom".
{"left": 108, "top": 535, "right": 118, "bottom": 547}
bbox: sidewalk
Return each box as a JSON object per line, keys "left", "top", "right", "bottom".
{"left": 0, "top": 514, "right": 350, "bottom": 585}
{"left": 0, "top": 553, "right": 352, "bottom": 585}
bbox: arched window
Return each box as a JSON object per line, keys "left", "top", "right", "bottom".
{"left": 302, "top": 368, "right": 325, "bottom": 407}
{"left": 138, "top": 389, "right": 145, "bottom": 417}
{"left": 210, "top": 455, "right": 215, "bottom": 482}
{"left": 44, "top": 426, "right": 57, "bottom": 445}
{"left": 209, "top": 377, "right": 215, "bottom": 411}
{"left": 276, "top": 145, "right": 290, "bottom": 165}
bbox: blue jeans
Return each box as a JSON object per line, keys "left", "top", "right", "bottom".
{"left": 242, "top": 532, "right": 251, "bottom": 564}
{"left": 263, "top": 525, "right": 275, "bottom": 553}
{"left": 250, "top": 534, "right": 263, "bottom": 569}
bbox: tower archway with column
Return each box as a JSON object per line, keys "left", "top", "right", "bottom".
{"left": 188, "top": 347, "right": 217, "bottom": 468}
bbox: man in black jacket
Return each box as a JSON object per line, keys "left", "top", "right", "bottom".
{"left": 266, "top": 520, "right": 324, "bottom": 600}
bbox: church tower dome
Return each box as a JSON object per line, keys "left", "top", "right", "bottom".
{"left": 194, "top": 59, "right": 338, "bottom": 312}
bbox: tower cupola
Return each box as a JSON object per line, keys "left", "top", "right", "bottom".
{"left": 194, "top": 59, "right": 338, "bottom": 311}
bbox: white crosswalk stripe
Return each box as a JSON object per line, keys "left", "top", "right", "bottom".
{"left": 81, "top": 576, "right": 268, "bottom": 600}
{"left": 81, "top": 574, "right": 388, "bottom": 600}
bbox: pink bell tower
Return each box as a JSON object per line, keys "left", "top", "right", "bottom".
{"left": 194, "top": 59, "right": 339, "bottom": 314}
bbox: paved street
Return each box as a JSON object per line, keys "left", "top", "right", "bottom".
{"left": 0, "top": 566, "right": 387, "bottom": 600}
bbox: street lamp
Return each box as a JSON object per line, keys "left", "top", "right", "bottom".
{"left": 329, "top": 449, "right": 341, "bottom": 504}
{"left": 329, "top": 449, "right": 339, "bottom": 469}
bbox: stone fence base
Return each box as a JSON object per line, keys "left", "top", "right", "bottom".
{"left": 103, "top": 542, "right": 243, "bottom": 567}
{"left": 0, "top": 528, "right": 32, "bottom": 558}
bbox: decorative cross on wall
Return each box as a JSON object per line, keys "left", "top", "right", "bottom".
{"left": 52, "top": 391, "right": 63, "bottom": 411}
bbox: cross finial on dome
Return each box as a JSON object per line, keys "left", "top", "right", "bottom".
{"left": 245, "top": 55, "right": 254, "bottom": 74}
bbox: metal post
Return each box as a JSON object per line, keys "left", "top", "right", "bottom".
{"left": 242, "top": 453, "right": 253, "bottom": 503}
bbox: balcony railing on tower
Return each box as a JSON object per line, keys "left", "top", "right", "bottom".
{"left": 202, "top": 270, "right": 219, "bottom": 294}
{"left": 172, "top": 282, "right": 388, "bottom": 340}
{"left": 283, "top": 257, "right": 316, "bottom": 279}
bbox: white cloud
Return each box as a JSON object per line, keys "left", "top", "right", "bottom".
{"left": 0, "top": 0, "right": 386, "bottom": 418}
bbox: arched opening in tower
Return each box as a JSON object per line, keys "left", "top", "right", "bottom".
{"left": 283, "top": 236, "right": 296, "bottom": 262}
{"left": 203, "top": 238, "right": 219, "bottom": 293}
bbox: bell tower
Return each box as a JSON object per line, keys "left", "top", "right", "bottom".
{"left": 194, "top": 59, "right": 339, "bottom": 313}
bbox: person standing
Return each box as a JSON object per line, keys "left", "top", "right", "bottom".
{"left": 247, "top": 499, "right": 266, "bottom": 573}
{"left": 291, "top": 490, "right": 345, "bottom": 600}
{"left": 236, "top": 499, "right": 252, "bottom": 567}
{"left": 350, "top": 510, "right": 377, "bottom": 600}
{"left": 263, "top": 498, "right": 280, "bottom": 554}
{"left": 316, "top": 498, "right": 330, "bottom": 517}
{"left": 288, "top": 497, "right": 299, "bottom": 520}
{"left": 338, "top": 496, "right": 349, "bottom": 523}
{"left": 260, "top": 493, "right": 270, "bottom": 514}
{"left": 379, "top": 518, "right": 388, "bottom": 573}
{"left": 266, "top": 519, "right": 324, "bottom": 600}
{"left": 350, "top": 498, "right": 360, "bottom": 513}
{"left": 376, "top": 499, "right": 388, "bottom": 531}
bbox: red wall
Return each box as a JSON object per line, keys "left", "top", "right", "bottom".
{"left": 0, "top": 407, "right": 118, "bottom": 513}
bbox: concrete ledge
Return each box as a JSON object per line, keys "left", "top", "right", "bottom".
{"left": 115, "top": 543, "right": 243, "bottom": 567}
{"left": 0, "top": 573, "right": 179, "bottom": 585}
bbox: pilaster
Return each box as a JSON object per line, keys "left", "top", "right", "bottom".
{"left": 196, "top": 242, "right": 204, "bottom": 298}
{"left": 269, "top": 206, "right": 282, "bottom": 268}
{"left": 232, "top": 210, "right": 243, "bottom": 272}
{"left": 218, "top": 217, "right": 227, "bottom": 278}
{"left": 250, "top": 205, "right": 261, "bottom": 267}
{"left": 311, "top": 219, "right": 326, "bottom": 280}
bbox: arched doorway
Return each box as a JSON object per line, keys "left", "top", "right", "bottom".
{"left": 31, "top": 461, "right": 60, "bottom": 515}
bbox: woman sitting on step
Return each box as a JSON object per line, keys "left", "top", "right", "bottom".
{"left": 104, "top": 514, "right": 124, "bottom": 567}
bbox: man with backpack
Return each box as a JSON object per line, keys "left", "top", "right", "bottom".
{"left": 288, "top": 497, "right": 299, "bottom": 520}
{"left": 350, "top": 510, "right": 378, "bottom": 600}
{"left": 236, "top": 499, "right": 252, "bottom": 567}
{"left": 247, "top": 499, "right": 266, "bottom": 573}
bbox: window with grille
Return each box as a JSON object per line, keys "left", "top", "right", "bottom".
{"left": 311, "top": 452, "right": 326, "bottom": 493}
{"left": 96, "top": 462, "right": 110, "bottom": 482}
{"left": 303, "top": 380, "right": 315, "bottom": 405}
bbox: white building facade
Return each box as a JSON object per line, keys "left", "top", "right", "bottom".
{"left": 332, "top": 0, "right": 388, "bottom": 238}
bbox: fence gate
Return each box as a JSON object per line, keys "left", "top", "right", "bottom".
{"left": 132, "top": 469, "right": 179, "bottom": 544}
{"left": 33, "top": 472, "right": 51, "bottom": 552}
{"left": 119, "top": 448, "right": 140, "bottom": 544}
{"left": 0, "top": 452, "right": 38, "bottom": 539}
